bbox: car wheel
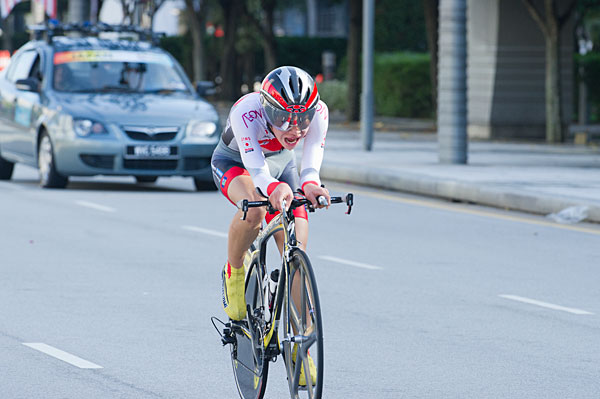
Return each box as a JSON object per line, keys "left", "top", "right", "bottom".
{"left": 0, "top": 153, "right": 14, "bottom": 180}
{"left": 38, "top": 132, "right": 68, "bottom": 189}
{"left": 193, "top": 177, "right": 217, "bottom": 191}
{"left": 135, "top": 176, "right": 158, "bottom": 184}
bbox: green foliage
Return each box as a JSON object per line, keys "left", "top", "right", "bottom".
{"left": 575, "top": 52, "right": 600, "bottom": 122}
{"left": 373, "top": 52, "right": 432, "bottom": 118}
{"left": 317, "top": 79, "right": 348, "bottom": 112}
{"left": 272, "top": 37, "right": 347, "bottom": 76}
{"left": 375, "top": 0, "right": 427, "bottom": 52}
{"left": 318, "top": 52, "right": 433, "bottom": 118}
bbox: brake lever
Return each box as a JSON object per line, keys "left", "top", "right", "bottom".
{"left": 239, "top": 199, "right": 249, "bottom": 220}
{"left": 345, "top": 193, "right": 354, "bottom": 215}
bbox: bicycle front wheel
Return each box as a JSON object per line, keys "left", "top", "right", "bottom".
{"left": 231, "top": 258, "right": 269, "bottom": 399}
{"left": 282, "top": 249, "right": 324, "bottom": 399}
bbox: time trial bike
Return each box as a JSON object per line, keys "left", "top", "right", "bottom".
{"left": 212, "top": 192, "right": 353, "bottom": 399}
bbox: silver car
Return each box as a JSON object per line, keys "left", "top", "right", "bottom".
{"left": 0, "top": 33, "right": 219, "bottom": 189}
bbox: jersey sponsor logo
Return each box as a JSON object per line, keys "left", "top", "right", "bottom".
{"left": 317, "top": 102, "right": 328, "bottom": 120}
{"left": 244, "top": 148, "right": 254, "bottom": 153}
{"left": 241, "top": 109, "right": 263, "bottom": 128}
{"left": 221, "top": 175, "right": 228, "bottom": 188}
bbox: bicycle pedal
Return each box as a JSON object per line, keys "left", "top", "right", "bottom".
{"left": 221, "top": 327, "right": 236, "bottom": 346}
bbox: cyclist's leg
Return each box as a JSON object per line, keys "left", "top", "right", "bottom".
{"left": 213, "top": 159, "right": 266, "bottom": 269}
{"left": 213, "top": 155, "right": 266, "bottom": 321}
{"left": 226, "top": 174, "right": 267, "bottom": 269}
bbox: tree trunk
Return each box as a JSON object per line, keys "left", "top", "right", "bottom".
{"left": 423, "top": 0, "right": 438, "bottom": 117}
{"left": 184, "top": 0, "right": 206, "bottom": 82}
{"left": 545, "top": 20, "right": 562, "bottom": 142}
{"left": 522, "top": 0, "right": 576, "bottom": 143}
{"left": 262, "top": 7, "right": 277, "bottom": 72}
{"left": 219, "top": 0, "right": 243, "bottom": 101}
{"left": 346, "top": 0, "right": 361, "bottom": 122}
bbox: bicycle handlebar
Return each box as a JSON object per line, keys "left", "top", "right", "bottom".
{"left": 238, "top": 193, "right": 354, "bottom": 221}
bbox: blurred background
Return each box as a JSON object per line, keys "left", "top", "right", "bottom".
{"left": 1, "top": 0, "right": 599, "bottom": 143}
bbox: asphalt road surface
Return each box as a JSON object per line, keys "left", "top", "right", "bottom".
{"left": 1, "top": 165, "right": 599, "bottom": 398}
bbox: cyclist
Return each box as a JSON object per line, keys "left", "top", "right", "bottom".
{"left": 212, "top": 66, "right": 329, "bottom": 385}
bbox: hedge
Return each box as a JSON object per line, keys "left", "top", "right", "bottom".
{"left": 575, "top": 52, "right": 600, "bottom": 122}
{"left": 159, "top": 35, "right": 433, "bottom": 118}
{"left": 321, "top": 52, "right": 433, "bottom": 118}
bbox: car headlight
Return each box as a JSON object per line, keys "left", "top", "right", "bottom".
{"left": 185, "top": 120, "right": 217, "bottom": 139}
{"left": 73, "top": 119, "right": 108, "bottom": 137}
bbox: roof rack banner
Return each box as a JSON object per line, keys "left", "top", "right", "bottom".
{"left": 53, "top": 50, "right": 172, "bottom": 66}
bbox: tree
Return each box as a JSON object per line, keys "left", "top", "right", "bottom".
{"left": 184, "top": 0, "right": 208, "bottom": 82}
{"left": 217, "top": 0, "right": 245, "bottom": 100}
{"left": 245, "top": 0, "right": 278, "bottom": 72}
{"left": 521, "top": 0, "right": 577, "bottom": 143}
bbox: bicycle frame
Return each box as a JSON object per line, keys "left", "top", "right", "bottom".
{"left": 247, "top": 205, "right": 298, "bottom": 358}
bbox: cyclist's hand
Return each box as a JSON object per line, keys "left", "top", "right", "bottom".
{"left": 303, "top": 183, "right": 330, "bottom": 209}
{"left": 269, "top": 182, "right": 294, "bottom": 212}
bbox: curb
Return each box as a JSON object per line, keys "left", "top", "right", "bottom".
{"left": 321, "top": 162, "right": 600, "bottom": 223}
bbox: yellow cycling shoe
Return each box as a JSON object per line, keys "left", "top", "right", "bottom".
{"left": 221, "top": 262, "right": 246, "bottom": 321}
{"left": 292, "top": 344, "right": 317, "bottom": 386}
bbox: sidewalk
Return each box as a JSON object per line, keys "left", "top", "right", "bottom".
{"left": 319, "top": 121, "right": 600, "bottom": 223}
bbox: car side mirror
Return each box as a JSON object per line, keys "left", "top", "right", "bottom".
{"left": 195, "top": 80, "right": 217, "bottom": 97}
{"left": 15, "top": 77, "right": 40, "bottom": 92}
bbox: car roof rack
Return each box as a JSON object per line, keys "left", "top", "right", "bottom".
{"left": 29, "top": 21, "right": 165, "bottom": 46}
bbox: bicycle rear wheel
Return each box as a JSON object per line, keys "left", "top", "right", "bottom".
{"left": 231, "top": 258, "right": 269, "bottom": 399}
{"left": 282, "top": 249, "right": 324, "bottom": 399}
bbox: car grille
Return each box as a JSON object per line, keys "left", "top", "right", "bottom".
{"left": 122, "top": 126, "right": 179, "bottom": 141}
{"left": 122, "top": 159, "right": 178, "bottom": 170}
{"left": 80, "top": 154, "right": 115, "bottom": 169}
{"left": 184, "top": 157, "right": 210, "bottom": 171}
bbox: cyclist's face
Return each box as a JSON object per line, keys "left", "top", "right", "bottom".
{"left": 271, "top": 123, "right": 307, "bottom": 150}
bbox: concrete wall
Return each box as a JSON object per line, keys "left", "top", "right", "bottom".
{"left": 468, "top": 0, "right": 574, "bottom": 140}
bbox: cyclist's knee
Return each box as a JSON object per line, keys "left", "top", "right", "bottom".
{"left": 243, "top": 207, "right": 266, "bottom": 226}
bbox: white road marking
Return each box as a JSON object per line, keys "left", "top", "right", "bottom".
{"left": 75, "top": 200, "right": 116, "bottom": 213}
{"left": 182, "top": 225, "right": 228, "bottom": 238}
{"left": 319, "top": 255, "right": 383, "bottom": 270}
{"left": 22, "top": 343, "right": 103, "bottom": 369}
{"left": 499, "top": 294, "right": 594, "bottom": 315}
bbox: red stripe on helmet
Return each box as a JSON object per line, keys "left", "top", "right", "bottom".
{"left": 305, "top": 82, "right": 319, "bottom": 109}
{"left": 262, "top": 81, "right": 289, "bottom": 109}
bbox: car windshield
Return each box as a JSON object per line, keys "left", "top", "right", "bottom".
{"left": 52, "top": 50, "right": 190, "bottom": 94}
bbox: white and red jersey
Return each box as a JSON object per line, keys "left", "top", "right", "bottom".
{"left": 220, "top": 92, "right": 329, "bottom": 196}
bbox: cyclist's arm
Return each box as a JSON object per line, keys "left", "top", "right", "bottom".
{"left": 229, "top": 103, "right": 279, "bottom": 197}
{"left": 300, "top": 101, "right": 328, "bottom": 193}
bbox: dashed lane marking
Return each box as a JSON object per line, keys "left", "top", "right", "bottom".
{"left": 499, "top": 294, "right": 594, "bottom": 315}
{"left": 75, "top": 200, "right": 116, "bottom": 213}
{"left": 319, "top": 255, "right": 383, "bottom": 270}
{"left": 23, "top": 343, "right": 103, "bottom": 369}
{"left": 182, "top": 225, "right": 228, "bottom": 238}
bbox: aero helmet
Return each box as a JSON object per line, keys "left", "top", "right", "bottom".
{"left": 260, "top": 66, "right": 319, "bottom": 130}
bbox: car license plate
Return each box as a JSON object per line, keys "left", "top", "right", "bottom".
{"left": 127, "top": 145, "right": 175, "bottom": 158}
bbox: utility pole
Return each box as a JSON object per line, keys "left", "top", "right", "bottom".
{"left": 360, "top": 0, "right": 375, "bottom": 151}
{"left": 437, "top": 0, "right": 467, "bottom": 164}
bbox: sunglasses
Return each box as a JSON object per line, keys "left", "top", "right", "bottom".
{"left": 262, "top": 98, "right": 316, "bottom": 131}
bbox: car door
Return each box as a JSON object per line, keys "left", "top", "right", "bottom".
{"left": 0, "top": 49, "right": 40, "bottom": 162}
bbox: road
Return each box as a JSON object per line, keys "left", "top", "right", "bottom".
{"left": 1, "top": 165, "right": 599, "bottom": 398}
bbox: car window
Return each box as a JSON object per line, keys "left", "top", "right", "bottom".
{"left": 7, "top": 50, "right": 38, "bottom": 83}
{"left": 52, "top": 50, "right": 191, "bottom": 94}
